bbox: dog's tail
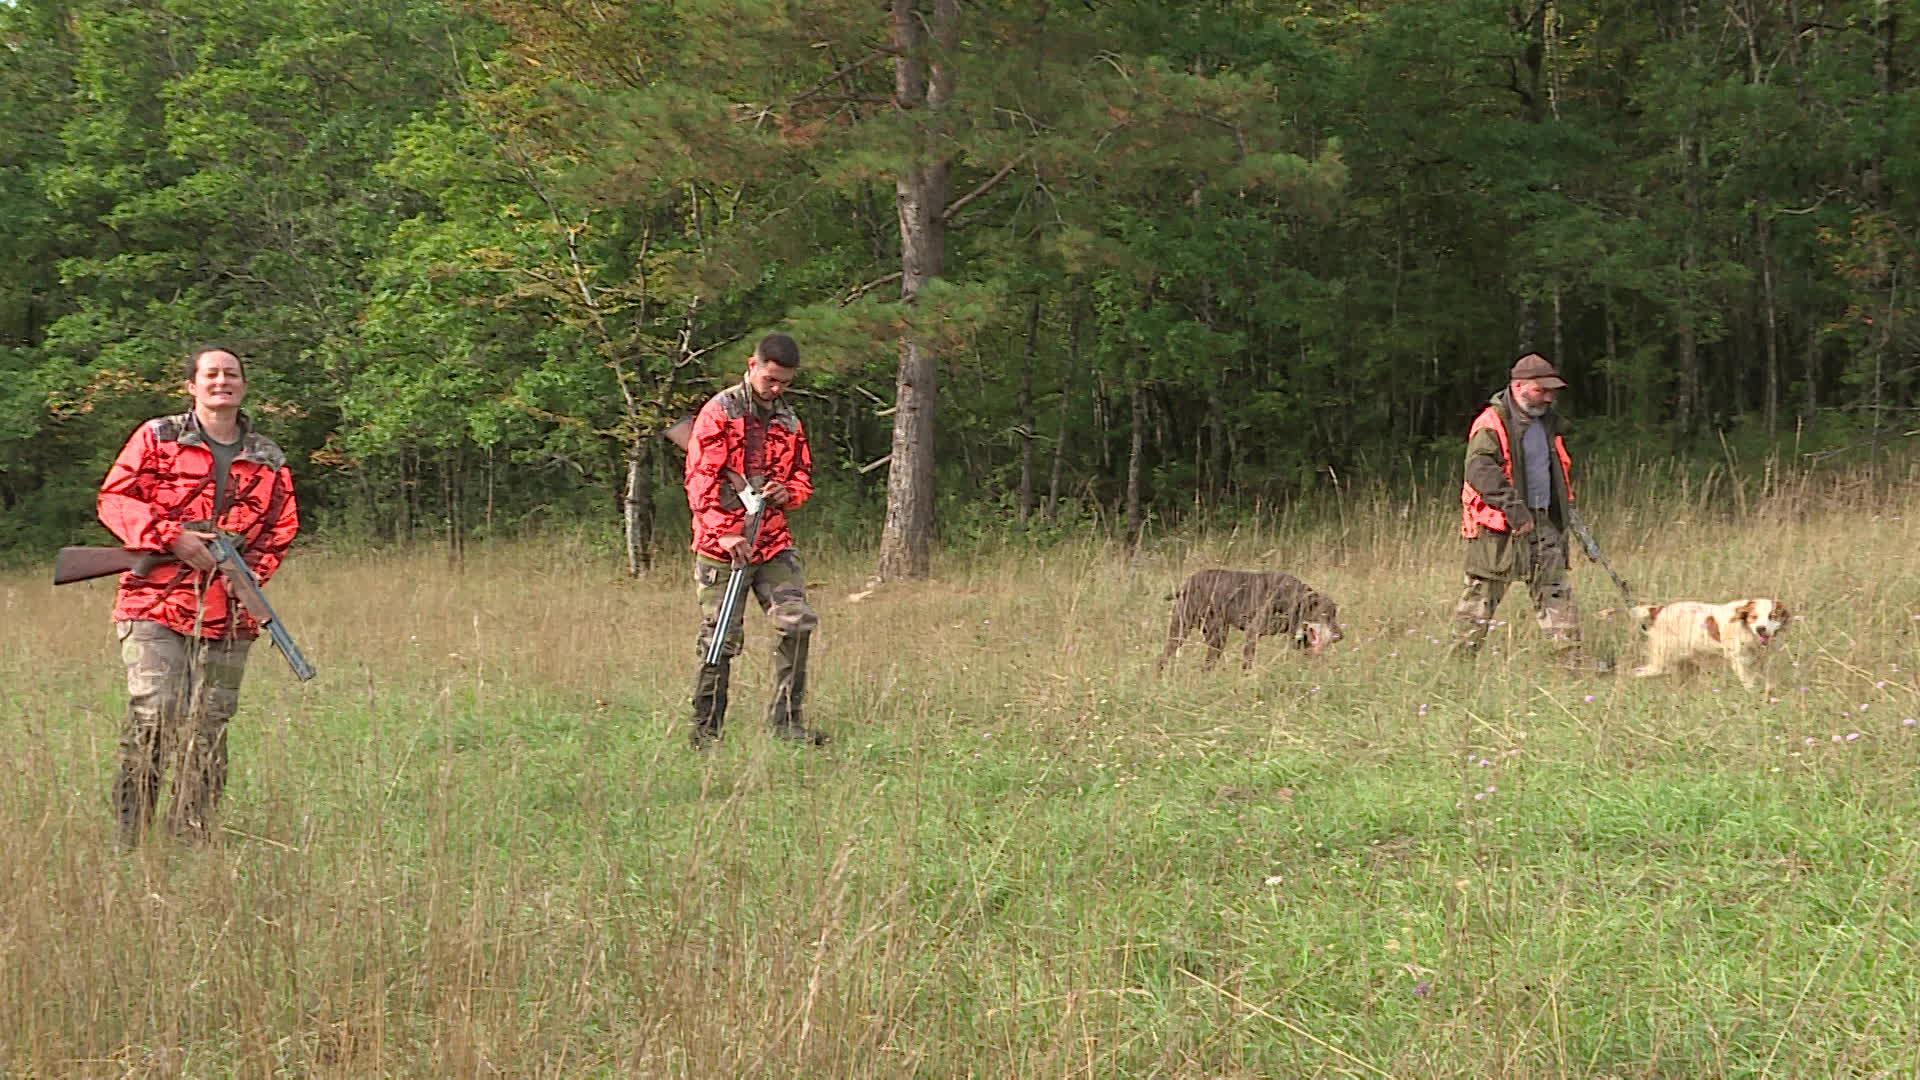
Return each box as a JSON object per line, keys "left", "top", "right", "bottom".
{"left": 1629, "top": 604, "right": 1662, "bottom": 633}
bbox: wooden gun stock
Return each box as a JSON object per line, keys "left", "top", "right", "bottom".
{"left": 662, "top": 415, "right": 695, "bottom": 453}
{"left": 53, "top": 547, "right": 173, "bottom": 586}
{"left": 662, "top": 414, "right": 755, "bottom": 493}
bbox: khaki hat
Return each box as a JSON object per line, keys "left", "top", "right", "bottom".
{"left": 1510, "top": 353, "right": 1568, "bottom": 389}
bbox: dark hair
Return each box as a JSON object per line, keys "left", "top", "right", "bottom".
{"left": 187, "top": 345, "right": 246, "bottom": 381}
{"left": 754, "top": 333, "right": 800, "bottom": 369}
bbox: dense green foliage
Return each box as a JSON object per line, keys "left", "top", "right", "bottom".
{"left": 4, "top": 0, "right": 1917, "bottom": 558}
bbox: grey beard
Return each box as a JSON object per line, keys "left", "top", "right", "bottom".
{"left": 1516, "top": 399, "right": 1549, "bottom": 418}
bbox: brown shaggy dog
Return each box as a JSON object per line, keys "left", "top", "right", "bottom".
{"left": 1158, "top": 569, "right": 1343, "bottom": 672}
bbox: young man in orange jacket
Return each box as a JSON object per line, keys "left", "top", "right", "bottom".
{"left": 1452, "top": 353, "right": 1582, "bottom": 659}
{"left": 98, "top": 346, "right": 300, "bottom": 843}
{"left": 683, "top": 333, "right": 825, "bottom": 748}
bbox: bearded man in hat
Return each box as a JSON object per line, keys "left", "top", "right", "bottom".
{"left": 1452, "top": 352, "right": 1584, "bottom": 659}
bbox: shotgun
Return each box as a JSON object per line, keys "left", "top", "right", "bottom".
{"left": 663, "top": 416, "right": 766, "bottom": 667}
{"left": 53, "top": 531, "right": 316, "bottom": 681}
{"left": 1566, "top": 504, "right": 1633, "bottom": 603}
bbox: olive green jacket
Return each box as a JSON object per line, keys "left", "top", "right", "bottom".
{"left": 1463, "top": 389, "right": 1572, "bottom": 581}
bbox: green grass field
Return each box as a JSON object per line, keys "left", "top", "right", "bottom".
{"left": 4, "top": 474, "right": 1918, "bottom": 1077}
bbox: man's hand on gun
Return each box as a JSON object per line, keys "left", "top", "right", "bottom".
{"left": 760, "top": 479, "right": 792, "bottom": 508}
{"left": 168, "top": 528, "right": 221, "bottom": 572}
{"left": 718, "top": 477, "right": 767, "bottom": 566}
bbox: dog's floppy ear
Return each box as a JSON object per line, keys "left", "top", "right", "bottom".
{"left": 1734, "top": 600, "right": 1756, "bottom": 624}
{"left": 1704, "top": 615, "right": 1721, "bottom": 642}
{"left": 1772, "top": 600, "right": 1791, "bottom": 622}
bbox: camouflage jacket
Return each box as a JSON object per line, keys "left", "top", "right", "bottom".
{"left": 683, "top": 381, "right": 813, "bottom": 564}
{"left": 97, "top": 411, "right": 299, "bottom": 640}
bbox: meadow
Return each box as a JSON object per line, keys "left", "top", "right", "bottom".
{"left": 3, "top": 460, "right": 1918, "bottom": 1078}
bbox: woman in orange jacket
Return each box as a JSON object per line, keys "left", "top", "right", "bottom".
{"left": 97, "top": 346, "right": 299, "bottom": 844}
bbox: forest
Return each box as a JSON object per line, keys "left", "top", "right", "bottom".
{"left": 4, "top": 0, "right": 1916, "bottom": 574}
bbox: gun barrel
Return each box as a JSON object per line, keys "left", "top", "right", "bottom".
{"left": 267, "top": 620, "right": 318, "bottom": 681}
{"left": 1578, "top": 532, "right": 1603, "bottom": 562}
{"left": 1565, "top": 510, "right": 1634, "bottom": 602}
{"left": 209, "top": 535, "right": 317, "bottom": 681}
{"left": 704, "top": 565, "right": 752, "bottom": 667}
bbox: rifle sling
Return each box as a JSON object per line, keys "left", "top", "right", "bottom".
{"left": 244, "top": 469, "right": 290, "bottom": 557}
{"left": 117, "top": 473, "right": 218, "bottom": 615}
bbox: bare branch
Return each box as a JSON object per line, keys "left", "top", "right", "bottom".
{"left": 789, "top": 47, "right": 891, "bottom": 108}
{"left": 943, "top": 153, "right": 1029, "bottom": 223}
{"left": 842, "top": 270, "right": 905, "bottom": 305}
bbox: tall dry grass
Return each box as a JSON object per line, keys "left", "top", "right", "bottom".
{"left": 3, "top": 458, "right": 1918, "bottom": 1077}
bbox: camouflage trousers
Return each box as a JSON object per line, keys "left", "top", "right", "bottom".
{"left": 114, "top": 619, "right": 253, "bottom": 845}
{"left": 691, "top": 551, "right": 817, "bottom": 740}
{"left": 1453, "top": 520, "right": 1582, "bottom": 653}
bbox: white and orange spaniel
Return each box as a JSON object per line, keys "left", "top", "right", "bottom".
{"left": 1629, "top": 598, "right": 1792, "bottom": 688}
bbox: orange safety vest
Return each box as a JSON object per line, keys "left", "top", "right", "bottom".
{"left": 1459, "top": 405, "right": 1573, "bottom": 539}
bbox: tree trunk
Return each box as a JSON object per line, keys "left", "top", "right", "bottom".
{"left": 1869, "top": 268, "right": 1897, "bottom": 477}
{"left": 1044, "top": 303, "right": 1077, "bottom": 524}
{"left": 1756, "top": 201, "right": 1781, "bottom": 442}
{"left": 1510, "top": 0, "right": 1550, "bottom": 354}
{"left": 1604, "top": 298, "right": 1619, "bottom": 419}
{"left": 1016, "top": 294, "right": 1039, "bottom": 525}
{"left": 1124, "top": 378, "right": 1146, "bottom": 549}
{"left": 1803, "top": 318, "right": 1820, "bottom": 418}
{"left": 624, "top": 437, "right": 655, "bottom": 577}
{"left": 358, "top": 469, "right": 380, "bottom": 543}
{"left": 876, "top": 0, "right": 957, "bottom": 581}
{"left": 1866, "top": 0, "right": 1895, "bottom": 208}
{"left": 1676, "top": 314, "right": 1699, "bottom": 439}
{"left": 876, "top": 206, "right": 945, "bottom": 580}
{"left": 485, "top": 443, "right": 496, "bottom": 536}
{"left": 1675, "top": 131, "right": 1702, "bottom": 440}
{"left": 403, "top": 447, "right": 419, "bottom": 543}
{"left": 1551, "top": 284, "right": 1564, "bottom": 370}
{"left": 1204, "top": 385, "right": 1226, "bottom": 509}
{"left": 443, "top": 446, "right": 465, "bottom": 568}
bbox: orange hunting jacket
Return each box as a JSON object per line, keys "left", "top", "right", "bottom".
{"left": 97, "top": 411, "right": 300, "bottom": 640}
{"left": 684, "top": 381, "right": 813, "bottom": 564}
